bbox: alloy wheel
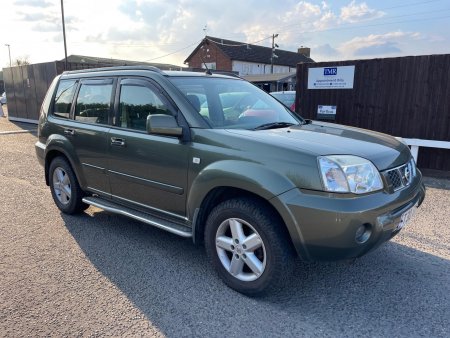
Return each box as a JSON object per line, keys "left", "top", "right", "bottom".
{"left": 215, "top": 217, "right": 267, "bottom": 282}
{"left": 52, "top": 167, "right": 72, "bottom": 205}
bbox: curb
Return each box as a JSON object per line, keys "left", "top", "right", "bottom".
{"left": 0, "top": 129, "right": 37, "bottom": 135}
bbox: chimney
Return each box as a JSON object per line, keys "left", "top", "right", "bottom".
{"left": 298, "top": 46, "right": 310, "bottom": 58}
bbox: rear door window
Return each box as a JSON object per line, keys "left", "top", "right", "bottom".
{"left": 74, "top": 79, "right": 113, "bottom": 125}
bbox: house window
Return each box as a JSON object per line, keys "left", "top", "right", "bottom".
{"left": 242, "top": 64, "right": 251, "bottom": 75}
{"left": 202, "top": 62, "right": 216, "bottom": 70}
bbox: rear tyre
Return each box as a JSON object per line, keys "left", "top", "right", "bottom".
{"left": 48, "top": 157, "right": 88, "bottom": 214}
{"left": 205, "top": 198, "right": 295, "bottom": 295}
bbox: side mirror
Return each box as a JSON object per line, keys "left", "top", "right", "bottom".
{"left": 146, "top": 114, "right": 183, "bottom": 137}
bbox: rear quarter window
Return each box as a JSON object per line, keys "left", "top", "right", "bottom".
{"left": 52, "top": 79, "right": 78, "bottom": 119}
{"left": 41, "top": 77, "right": 59, "bottom": 116}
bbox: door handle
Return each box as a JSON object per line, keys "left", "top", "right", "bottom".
{"left": 111, "top": 137, "right": 126, "bottom": 147}
{"left": 64, "top": 128, "right": 75, "bottom": 136}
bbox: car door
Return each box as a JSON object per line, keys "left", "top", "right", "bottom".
{"left": 52, "top": 77, "right": 113, "bottom": 196}
{"left": 107, "top": 78, "right": 189, "bottom": 217}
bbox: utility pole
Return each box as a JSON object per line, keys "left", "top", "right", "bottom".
{"left": 5, "top": 44, "right": 12, "bottom": 68}
{"left": 270, "top": 33, "right": 279, "bottom": 74}
{"left": 60, "top": 0, "right": 68, "bottom": 69}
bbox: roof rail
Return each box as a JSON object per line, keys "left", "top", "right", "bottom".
{"left": 188, "top": 68, "right": 242, "bottom": 79}
{"left": 62, "top": 65, "right": 163, "bottom": 75}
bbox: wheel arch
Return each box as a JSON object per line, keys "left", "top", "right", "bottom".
{"left": 188, "top": 161, "right": 312, "bottom": 258}
{"left": 44, "top": 135, "right": 85, "bottom": 188}
{"left": 187, "top": 160, "right": 296, "bottom": 212}
{"left": 193, "top": 186, "right": 296, "bottom": 252}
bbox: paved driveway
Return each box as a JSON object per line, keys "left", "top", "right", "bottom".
{"left": 1, "top": 120, "right": 449, "bottom": 337}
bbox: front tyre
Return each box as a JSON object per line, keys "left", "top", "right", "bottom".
{"left": 205, "top": 198, "right": 295, "bottom": 295}
{"left": 48, "top": 157, "right": 88, "bottom": 214}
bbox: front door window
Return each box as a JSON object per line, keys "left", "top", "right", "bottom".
{"left": 118, "top": 84, "right": 173, "bottom": 131}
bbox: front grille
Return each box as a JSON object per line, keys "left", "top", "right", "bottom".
{"left": 384, "top": 160, "right": 415, "bottom": 191}
{"left": 387, "top": 170, "right": 403, "bottom": 190}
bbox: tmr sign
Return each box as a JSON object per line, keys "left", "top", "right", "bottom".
{"left": 308, "top": 66, "right": 355, "bottom": 89}
{"left": 324, "top": 67, "right": 338, "bottom": 76}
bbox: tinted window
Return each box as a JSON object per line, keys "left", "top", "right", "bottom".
{"left": 53, "top": 79, "right": 77, "bottom": 119}
{"left": 75, "top": 82, "right": 113, "bottom": 125}
{"left": 118, "top": 84, "right": 172, "bottom": 131}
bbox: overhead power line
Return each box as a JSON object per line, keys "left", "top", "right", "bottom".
{"left": 380, "top": 0, "right": 444, "bottom": 11}
{"left": 142, "top": 39, "right": 202, "bottom": 62}
{"left": 285, "top": 13, "right": 450, "bottom": 36}
{"left": 70, "top": 40, "right": 194, "bottom": 47}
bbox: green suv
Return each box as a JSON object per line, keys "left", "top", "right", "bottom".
{"left": 36, "top": 66, "right": 426, "bottom": 295}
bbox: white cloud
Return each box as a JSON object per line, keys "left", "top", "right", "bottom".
{"left": 427, "top": 34, "right": 446, "bottom": 42}
{"left": 312, "top": 43, "right": 341, "bottom": 60}
{"left": 321, "top": 1, "right": 329, "bottom": 11}
{"left": 340, "top": 1, "right": 385, "bottom": 23}
{"left": 338, "top": 31, "right": 421, "bottom": 59}
{"left": 0, "top": 0, "right": 445, "bottom": 68}
{"left": 274, "top": 2, "right": 339, "bottom": 50}
{"left": 279, "top": 1, "right": 337, "bottom": 32}
{"left": 311, "top": 31, "right": 426, "bottom": 61}
{"left": 13, "top": 0, "right": 52, "bottom": 8}
{"left": 0, "top": 0, "right": 386, "bottom": 66}
{"left": 313, "top": 10, "right": 338, "bottom": 31}
{"left": 282, "top": 1, "right": 322, "bottom": 22}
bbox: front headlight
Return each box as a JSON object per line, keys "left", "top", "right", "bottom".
{"left": 318, "top": 155, "right": 384, "bottom": 194}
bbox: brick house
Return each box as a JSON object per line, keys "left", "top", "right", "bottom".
{"left": 184, "top": 36, "right": 314, "bottom": 76}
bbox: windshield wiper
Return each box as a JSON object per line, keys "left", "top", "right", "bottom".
{"left": 253, "top": 122, "right": 297, "bottom": 130}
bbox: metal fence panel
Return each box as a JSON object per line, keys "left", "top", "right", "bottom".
{"left": 2, "top": 62, "right": 59, "bottom": 122}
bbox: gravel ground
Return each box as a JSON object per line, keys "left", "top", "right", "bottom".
{"left": 0, "top": 121, "right": 449, "bottom": 337}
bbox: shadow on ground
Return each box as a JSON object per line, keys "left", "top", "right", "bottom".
{"left": 62, "top": 210, "right": 450, "bottom": 337}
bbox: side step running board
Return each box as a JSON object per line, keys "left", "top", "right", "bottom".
{"left": 82, "top": 196, "right": 192, "bottom": 238}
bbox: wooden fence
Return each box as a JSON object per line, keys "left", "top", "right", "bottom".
{"left": 3, "top": 60, "right": 182, "bottom": 123}
{"left": 296, "top": 54, "right": 450, "bottom": 172}
{"left": 2, "top": 61, "right": 135, "bottom": 123}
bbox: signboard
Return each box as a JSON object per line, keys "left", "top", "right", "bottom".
{"left": 308, "top": 66, "right": 355, "bottom": 89}
{"left": 317, "top": 105, "right": 336, "bottom": 120}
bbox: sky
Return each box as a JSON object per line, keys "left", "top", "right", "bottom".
{"left": 0, "top": 0, "right": 449, "bottom": 68}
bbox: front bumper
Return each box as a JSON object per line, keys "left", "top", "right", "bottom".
{"left": 273, "top": 174, "right": 426, "bottom": 261}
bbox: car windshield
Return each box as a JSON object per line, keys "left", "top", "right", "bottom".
{"left": 169, "top": 76, "right": 302, "bottom": 130}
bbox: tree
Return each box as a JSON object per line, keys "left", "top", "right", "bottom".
{"left": 14, "top": 57, "right": 30, "bottom": 66}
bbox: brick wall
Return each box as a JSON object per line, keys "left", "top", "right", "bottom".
{"left": 187, "top": 41, "right": 232, "bottom": 71}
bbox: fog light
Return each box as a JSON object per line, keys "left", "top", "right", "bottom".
{"left": 355, "top": 224, "right": 372, "bottom": 244}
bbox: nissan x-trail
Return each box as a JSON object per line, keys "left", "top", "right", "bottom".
{"left": 36, "top": 66, "right": 426, "bottom": 295}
